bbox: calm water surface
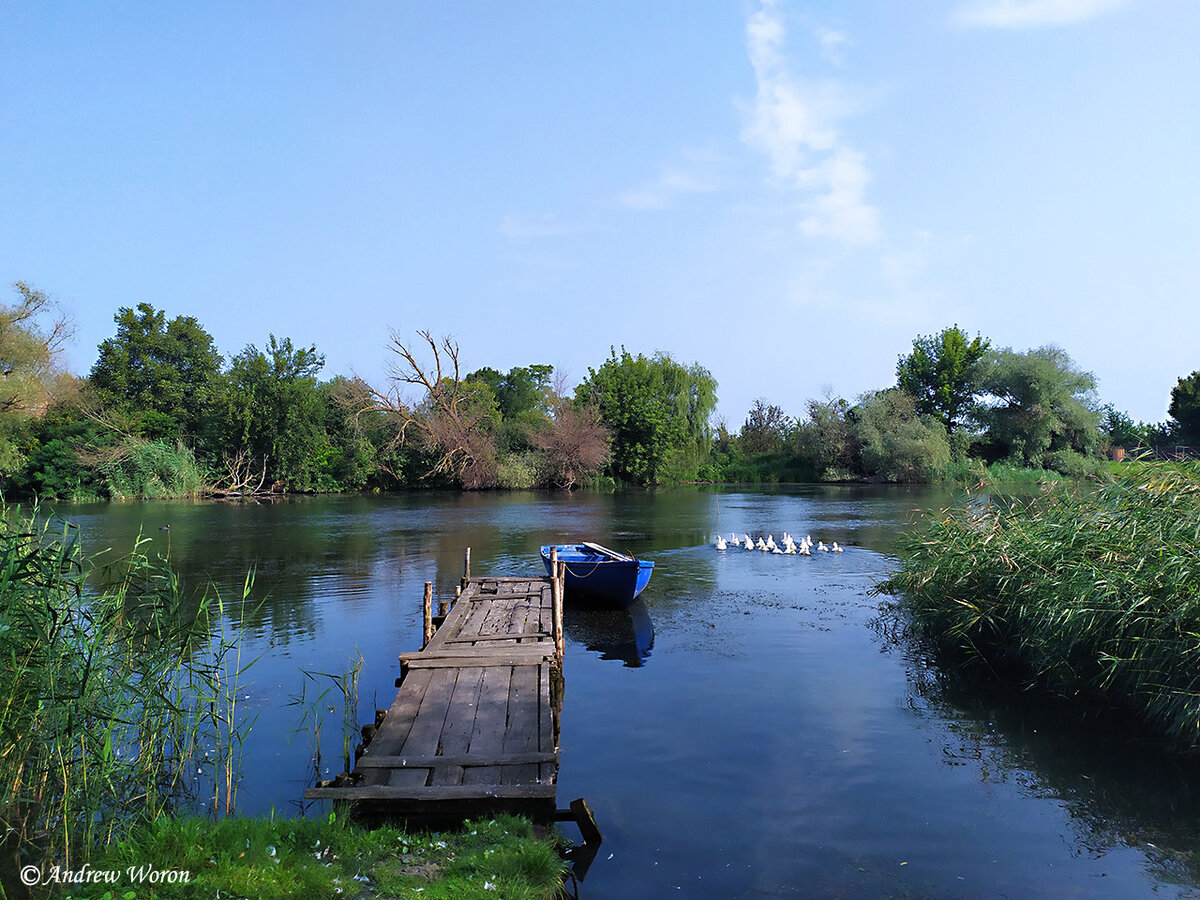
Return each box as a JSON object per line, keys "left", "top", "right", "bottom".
{"left": 50, "top": 487, "right": 1200, "bottom": 898}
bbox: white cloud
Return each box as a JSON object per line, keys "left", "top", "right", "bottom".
{"left": 617, "top": 163, "right": 720, "bottom": 210}
{"left": 741, "top": 0, "right": 880, "bottom": 245}
{"left": 954, "top": 0, "right": 1132, "bottom": 28}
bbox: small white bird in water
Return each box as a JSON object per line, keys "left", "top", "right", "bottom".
{"left": 765, "top": 534, "right": 777, "bottom": 551}
{"left": 716, "top": 535, "right": 727, "bottom": 550}
{"left": 831, "top": 541, "right": 844, "bottom": 552}
{"left": 818, "top": 541, "right": 829, "bottom": 552}
{"left": 798, "top": 542, "right": 811, "bottom": 555}
{"left": 743, "top": 535, "right": 755, "bottom": 550}
{"left": 755, "top": 537, "right": 768, "bottom": 552}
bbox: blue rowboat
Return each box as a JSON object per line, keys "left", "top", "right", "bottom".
{"left": 540, "top": 542, "right": 654, "bottom": 608}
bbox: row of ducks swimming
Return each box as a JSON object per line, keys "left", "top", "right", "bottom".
{"left": 715, "top": 532, "right": 844, "bottom": 554}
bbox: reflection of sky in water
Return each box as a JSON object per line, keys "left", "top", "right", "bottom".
{"left": 45, "top": 489, "right": 1200, "bottom": 898}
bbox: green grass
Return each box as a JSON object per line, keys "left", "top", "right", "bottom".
{"left": 51, "top": 813, "right": 566, "bottom": 900}
{"left": 878, "top": 461, "right": 1200, "bottom": 752}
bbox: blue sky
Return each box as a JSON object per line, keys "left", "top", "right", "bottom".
{"left": 3, "top": 0, "right": 1197, "bottom": 426}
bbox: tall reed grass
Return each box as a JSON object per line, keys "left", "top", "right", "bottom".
{"left": 879, "top": 462, "right": 1200, "bottom": 752}
{"left": 0, "top": 508, "right": 255, "bottom": 888}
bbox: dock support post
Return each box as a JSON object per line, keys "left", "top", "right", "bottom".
{"left": 550, "top": 547, "right": 565, "bottom": 659}
{"left": 422, "top": 582, "right": 434, "bottom": 647}
{"left": 462, "top": 546, "right": 471, "bottom": 589}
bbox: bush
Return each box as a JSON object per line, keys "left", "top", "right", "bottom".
{"left": 496, "top": 451, "right": 543, "bottom": 489}
{"left": 99, "top": 438, "right": 208, "bottom": 499}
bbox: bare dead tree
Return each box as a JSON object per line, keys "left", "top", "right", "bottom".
{"left": 209, "top": 450, "right": 273, "bottom": 497}
{"left": 350, "top": 330, "right": 499, "bottom": 488}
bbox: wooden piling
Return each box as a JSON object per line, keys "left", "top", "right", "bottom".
{"left": 462, "top": 546, "right": 471, "bottom": 587}
{"left": 422, "top": 581, "right": 434, "bottom": 647}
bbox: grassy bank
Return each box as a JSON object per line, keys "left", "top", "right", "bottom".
{"left": 878, "top": 462, "right": 1200, "bottom": 752}
{"left": 46, "top": 812, "right": 565, "bottom": 900}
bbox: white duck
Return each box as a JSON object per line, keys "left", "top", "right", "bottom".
{"left": 743, "top": 535, "right": 755, "bottom": 550}
{"left": 818, "top": 541, "right": 829, "bottom": 552}
{"left": 831, "top": 541, "right": 844, "bottom": 552}
{"left": 716, "top": 535, "right": 727, "bottom": 550}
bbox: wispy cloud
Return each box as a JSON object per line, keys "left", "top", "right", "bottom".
{"left": 617, "top": 165, "right": 719, "bottom": 210}
{"left": 953, "top": 0, "right": 1132, "bottom": 29}
{"left": 498, "top": 212, "right": 578, "bottom": 240}
{"left": 740, "top": 0, "right": 880, "bottom": 245}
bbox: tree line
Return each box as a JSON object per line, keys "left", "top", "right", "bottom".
{"left": 0, "top": 284, "right": 1195, "bottom": 499}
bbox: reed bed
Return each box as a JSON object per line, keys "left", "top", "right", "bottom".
{"left": 0, "top": 508, "right": 255, "bottom": 885}
{"left": 879, "top": 462, "right": 1200, "bottom": 752}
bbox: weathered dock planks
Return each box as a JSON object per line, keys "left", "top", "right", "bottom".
{"left": 304, "top": 565, "right": 565, "bottom": 822}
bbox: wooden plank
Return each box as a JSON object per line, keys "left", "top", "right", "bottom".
{"left": 388, "top": 666, "right": 458, "bottom": 787}
{"left": 361, "top": 667, "right": 434, "bottom": 761}
{"left": 304, "top": 783, "right": 557, "bottom": 801}
{"left": 401, "top": 644, "right": 553, "bottom": 661}
{"left": 461, "top": 665, "right": 512, "bottom": 787}
{"left": 537, "top": 663, "right": 556, "bottom": 784}
{"left": 442, "top": 633, "right": 551, "bottom": 644}
{"left": 501, "top": 662, "right": 539, "bottom": 786}
{"left": 355, "top": 750, "right": 558, "bottom": 769}
{"left": 430, "top": 665, "right": 484, "bottom": 786}
{"left": 402, "top": 652, "right": 553, "bottom": 670}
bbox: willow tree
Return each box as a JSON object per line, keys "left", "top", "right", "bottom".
{"left": 575, "top": 348, "right": 717, "bottom": 485}
{"left": 976, "top": 344, "right": 1101, "bottom": 468}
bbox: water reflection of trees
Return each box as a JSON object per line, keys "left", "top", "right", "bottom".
{"left": 875, "top": 605, "right": 1200, "bottom": 890}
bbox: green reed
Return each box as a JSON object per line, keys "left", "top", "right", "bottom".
{"left": 879, "top": 461, "right": 1200, "bottom": 752}
{"left": 0, "top": 508, "right": 257, "bottom": 886}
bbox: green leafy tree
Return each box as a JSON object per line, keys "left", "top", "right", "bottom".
{"left": 575, "top": 349, "right": 716, "bottom": 485}
{"left": 0, "top": 282, "right": 73, "bottom": 475}
{"left": 467, "top": 364, "right": 554, "bottom": 454}
{"left": 89, "top": 303, "right": 222, "bottom": 441}
{"left": 1099, "top": 405, "right": 1142, "bottom": 450}
{"left": 796, "top": 396, "right": 855, "bottom": 481}
{"left": 213, "top": 335, "right": 328, "bottom": 490}
{"left": 852, "top": 389, "right": 951, "bottom": 483}
{"left": 1168, "top": 371, "right": 1200, "bottom": 446}
{"left": 896, "top": 326, "right": 990, "bottom": 433}
{"left": 976, "top": 345, "right": 1101, "bottom": 469}
{"left": 739, "top": 399, "right": 793, "bottom": 455}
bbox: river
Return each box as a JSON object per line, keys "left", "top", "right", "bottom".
{"left": 50, "top": 486, "right": 1200, "bottom": 898}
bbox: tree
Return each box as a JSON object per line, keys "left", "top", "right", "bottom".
{"left": 739, "top": 399, "right": 793, "bottom": 455}
{"left": 851, "top": 389, "right": 951, "bottom": 482}
{"left": 0, "top": 282, "right": 74, "bottom": 475}
{"left": 1168, "top": 372, "right": 1200, "bottom": 446}
{"left": 356, "top": 331, "right": 501, "bottom": 489}
{"left": 89, "top": 303, "right": 222, "bottom": 441}
{"left": 530, "top": 401, "right": 610, "bottom": 490}
{"left": 976, "top": 345, "right": 1101, "bottom": 469}
{"left": 467, "top": 364, "right": 554, "bottom": 454}
{"left": 575, "top": 348, "right": 717, "bottom": 485}
{"left": 213, "top": 335, "right": 328, "bottom": 490}
{"left": 896, "top": 326, "right": 990, "bottom": 433}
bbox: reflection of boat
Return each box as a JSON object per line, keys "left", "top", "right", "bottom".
{"left": 565, "top": 600, "right": 655, "bottom": 667}
{"left": 540, "top": 543, "right": 654, "bottom": 608}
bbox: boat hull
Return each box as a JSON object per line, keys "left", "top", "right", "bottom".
{"left": 540, "top": 544, "right": 654, "bottom": 608}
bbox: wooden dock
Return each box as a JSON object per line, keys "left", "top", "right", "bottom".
{"left": 304, "top": 557, "right": 566, "bottom": 823}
